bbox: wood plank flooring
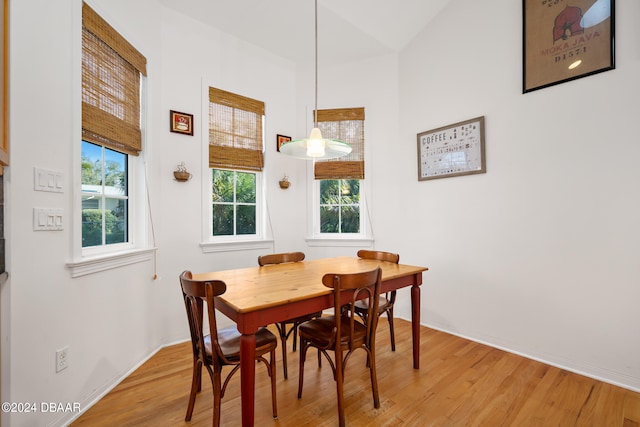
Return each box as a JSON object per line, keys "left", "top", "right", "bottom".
{"left": 71, "top": 319, "right": 640, "bottom": 426}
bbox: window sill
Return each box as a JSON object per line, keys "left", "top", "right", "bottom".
{"left": 66, "top": 247, "right": 156, "bottom": 278}
{"left": 200, "top": 239, "right": 274, "bottom": 253}
{"left": 305, "top": 237, "right": 374, "bottom": 247}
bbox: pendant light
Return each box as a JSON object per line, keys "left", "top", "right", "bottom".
{"left": 279, "top": 0, "right": 352, "bottom": 160}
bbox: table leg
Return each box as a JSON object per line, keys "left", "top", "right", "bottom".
{"left": 411, "top": 283, "right": 420, "bottom": 369}
{"left": 240, "top": 333, "right": 256, "bottom": 427}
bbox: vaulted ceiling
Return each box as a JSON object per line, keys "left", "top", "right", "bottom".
{"left": 160, "top": 0, "right": 452, "bottom": 66}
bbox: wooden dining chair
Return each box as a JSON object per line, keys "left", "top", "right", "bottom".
{"left": 180, "top": 271, "right": 277, "bottom": 426}
{"left": 258, "top": 251, "right": 322, "bottom": 379}
{"left": 297, "top": 267, "right": 382, "bottom": 427}
{"left": 354, "top": 249, "right": 400, "bottom": 351}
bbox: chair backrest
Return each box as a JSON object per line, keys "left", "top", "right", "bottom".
{"left": 258, "top": 251, "right": 305, "bottom": 266}
{"left": 357, "top": 249, "right": 399, "bottom": 264}
{"left": 322, "top": 267, "right": 382, "bottom": 349}
{"left": 180, "top": 271, "right": 227, "bottom": 368}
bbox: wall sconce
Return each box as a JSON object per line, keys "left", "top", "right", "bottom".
{"left": 278, "top": 175, "right": 290, "bottom": 189}
{"left": 173, "top": 161, "right": 191, "bottom": 182}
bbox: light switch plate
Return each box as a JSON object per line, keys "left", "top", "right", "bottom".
{"left": 34, "top": 168, "right": 63, "bottom": 193}
{"left": 33, "top": 208, "right": 63, "bottom": 231}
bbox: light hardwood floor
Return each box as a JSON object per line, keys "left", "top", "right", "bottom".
{"left": 71, "top": 319, "right": 640, "bottom": 426}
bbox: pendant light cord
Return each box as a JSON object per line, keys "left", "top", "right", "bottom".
{"left": 314, "top": 0, "right": 318, "bottom": 128}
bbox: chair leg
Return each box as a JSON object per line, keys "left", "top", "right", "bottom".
{"left": 270, "top": 349, "right": 278, "bottom": 419}
{"left": 387, "top": 308, "right": 396, "bottom": 351}
{"left": 212, "top": 369, "right": 222, "bottom": 427}
{"left": 335, "top": 349, "right": 345, "bottom": 427}
{"left": 281, "top": 337, "right": 289, "bottom": 380}
{"left": 185, "top": 359, "right": 202, "bottom": 421}
{"left": 276, "top": 323, "right": 289, "bottom": 379}
{"left": 368, "top": 347, "right": 380, "bottom": 409}
{"left": 297, "top": 339, "right": 309, "bottom": 399}
{"left": 292, "top": 324, "right": 298, "bottom": 351}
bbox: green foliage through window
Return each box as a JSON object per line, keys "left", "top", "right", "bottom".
{"left": 212, "top": 169, "right": 257, "bottom": 236}
{"left": 319, "top": 180, "right": 360, "bottom": 233}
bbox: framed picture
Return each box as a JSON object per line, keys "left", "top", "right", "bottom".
{"left": 276, "top": 134, "right": 291, "bottom": 152}
{"left": 523, "top": 0, "right": 614, "bottom": 93}
{"left": 170, "top": 110, "right": 193, "bottom": 135}
{"left": 417, "top": 116, "right": 486, "bottom": 181}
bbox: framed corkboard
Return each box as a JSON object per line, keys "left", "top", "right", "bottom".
{"left": 523, "top": 0, "right": 614, "bottom": 93}
{"left": 417, "top": 116, "right": 486, "bottom": 181}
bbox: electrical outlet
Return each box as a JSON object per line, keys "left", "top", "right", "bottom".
{"left": 56, "top": 346, "right": 69, "bottom": 373}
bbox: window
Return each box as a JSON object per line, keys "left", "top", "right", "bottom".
{"left": 212, "top": 169, "right": 257, "bottom": 236}
{"left": 207, "top": 87, "right": 265, "bottom": 242}
{"left": 312, "top": 108, "right": 367, "bottom": 238}
{"left": 80, "top": 3, "right": 146, "bottom": 252}
{"left": 69, "top": 4, "right": 151, "bottom": 275}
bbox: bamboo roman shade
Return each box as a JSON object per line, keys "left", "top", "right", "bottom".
{"left": 208, "top": 87, "right": 265, "bottom": 172}
{"left": 82, "top": 3, "right": 146, "bottom": 156}
{"left": 314, "top": 107, "right": 365, "bottom": 180}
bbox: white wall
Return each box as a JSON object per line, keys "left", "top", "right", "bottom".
{"left": 2, "top": 0, "right": 639, "bottom": 425}
{"left": 1, "top": 1, "right": 307, "bottom": 426}
{"left": 395, "top": 0, "right": 640, "bottom": 390}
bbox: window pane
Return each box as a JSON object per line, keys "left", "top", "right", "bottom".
{"left": 320, "top": 180, "right": 339, "bottom": 204}
{"left": 105, "top": 198, "right": 127, "bottom": 244}
{"left": 104, "top": 148, "right": 127, "bottom": 195}
{"left": 212, "top": 204, "right": 234, "bottom": 236}
{"left": 82, "top": 141, "right": 103, "bottom": 189}
{"left": 212, "top": 169, "right": 234, "bottom": 202}
{"left": 236, "top": 172, "right": 256, "bottom": 203}
{"left": 319, "top": 179, "right": 361, "bottom": 234}
{"left": 340, "top": 180, "right": 360, "bottom": 204}
{"left": 237, "top": 205, "right": 256, "bottom": 234}
{"left": 341, "top": 205, "right": 360, "bottom": 233}
{"left": 82, "top": 142, "right": 129, "bottom": 248}
{"left": 320, "top": 206, "right": 339, "bottom": 233}
{"left": 82, "top": 196, "right": 103, "bottom": 248}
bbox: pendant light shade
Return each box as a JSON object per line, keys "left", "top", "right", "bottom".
{"left": 280, "top": 127, "right": 352, "bottom": 159}
{"left": 279, "top": 0, "right": 352, "bottom": 160}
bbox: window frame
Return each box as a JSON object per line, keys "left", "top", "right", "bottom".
{"left": 200, "top": 81, "right": 272, "bottom": 253}
{"left": 210, "top": 167, "right": 263, "bottom": 240}
{"left": 308, "top": 177, "right": 371, "bottom": 246}
{"left": 67, "top": 2, "right": 153, "bottom": 277}
{"left": 80, "top": 141, "right": 133, "bottom": 256}
{"left": 306, "top": 107, "right": 372, "bottom": 247}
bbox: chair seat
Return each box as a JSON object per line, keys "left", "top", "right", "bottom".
{"left": 205, "top": 326, "right": 277, "bottom": 361}
{"left": 299, "top": 315, "right": 367, "bottom": 348}
{"left": 354, "top": 296, "right": 391, "bottom": 314}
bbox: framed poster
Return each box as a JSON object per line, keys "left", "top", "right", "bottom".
{"left": 417, "top": 116, "right": 485, "bottom": 181}
{"left": 169, "top": 110, "right": 193, "bottom": 135}
{"left": 523, "top": 0, "right": 614, "bottom": 93}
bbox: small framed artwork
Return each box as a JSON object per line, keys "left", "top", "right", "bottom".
{"left": 170, "top": 110, "right": 194, "bottom": 135}
{"left": 276, "top": 134, "right": 291, "bottom": 152}
{"left": 523, "top": 0, "right": 614, "bottom": 93}
{"left": 417, "top": 116, "right": 486, "bottom": 181}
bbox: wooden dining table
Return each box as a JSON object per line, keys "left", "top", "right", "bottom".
{"left": 193, "top": 256, "right": 428, "bottom": 427}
